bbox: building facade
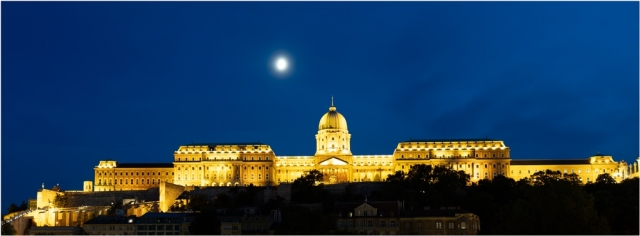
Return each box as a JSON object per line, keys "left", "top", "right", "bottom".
{"left": 92, "top": 102, "right": 636, "bottom": 192}
{"left": 334, "top": 200, "right": 481, "bottom": 235}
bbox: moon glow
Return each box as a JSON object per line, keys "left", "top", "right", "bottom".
{"left": 275, "top": 57, "right": 288, "bottom": 72}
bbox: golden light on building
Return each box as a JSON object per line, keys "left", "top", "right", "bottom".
{"left": 88, "top": 100, "right": 635, "bottom": 192}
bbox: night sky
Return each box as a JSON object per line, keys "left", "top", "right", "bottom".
{"left": 2, "top": 2, "right": 638, "bottom": 215}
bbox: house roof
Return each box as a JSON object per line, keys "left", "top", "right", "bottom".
{"left": 401, "top": 138, "right": 502, "bottom": 143}
{"left": 334, "top": 201, "right": 399, "bottom": 216}
{"left": 399, "top": 208, "right": 473, "bottom": 218}
{"left": 84, "top": 216, "right": 137, "bottom": 224}
{"left": 181, "top": 142, "right": 266, "bottom": 146}
{"left": 116, "top": 163, "right": 174, "bottom": 168}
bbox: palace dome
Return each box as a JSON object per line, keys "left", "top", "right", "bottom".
{"left": 318, "top": 105, "right": 348, "bottom": 130}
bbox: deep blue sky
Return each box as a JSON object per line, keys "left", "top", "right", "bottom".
{"left": 2, "top": 2, "right": 638, "bottom": 215}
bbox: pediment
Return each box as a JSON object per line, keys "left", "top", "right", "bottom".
{"left": 319, "top": 157, "right": 348, "bottom": 166}
{"left": 355, "top": 203, "right": 375, "bottom": 210}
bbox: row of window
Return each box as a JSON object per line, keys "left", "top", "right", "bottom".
{"left": 98, "top": 171, "right": 170, "bottom": 176}
{"left": 400, "top": 143, "right": 502, "bottom": 148}
{"left": 339, "top": 220, "right": 476, "bottom": 230}
{"left": 90, "top": 225, "right": 134, "bottom": 231}
{"left": 98, "top": 178, "right": 166, "bottom": 185}
{"left": 176, "top": 165, "right": 269, "bottom": 171}
{"left": 400, "top": 153, "right": 505, "bottom": 159}
{"left": 516, "top": 168, "right": 613, "bottom": 175}
{"left": 137, "top": 225, "right": 181, "bottom": 231}
{"left": 176, "top": 156, "right": 271, "bottom": 161}
{"left": 339, "top": 220, "right": 397, "bottom": 227}
{"left": 475, "top": 172, "right": 505, "bottom": 179}
{"left": 401, "top": 163, "right": 507, "bottom": 170}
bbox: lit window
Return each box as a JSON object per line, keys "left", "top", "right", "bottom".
{"left": 436, "top": 222, "right": 442, "bottom": 229}
{"left": 448, "top": 222, "right": 454, "bottom": 229}
{"left": 461, "top": 222, "right": 467, "bottom": 229}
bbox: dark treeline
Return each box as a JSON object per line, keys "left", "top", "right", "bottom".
{"left": 286, "top": 165, "right": 638, "bottom": 235}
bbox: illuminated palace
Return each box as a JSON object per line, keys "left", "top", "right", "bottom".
{"left": 91, "top": 101, "right": 637, "bottom": 192}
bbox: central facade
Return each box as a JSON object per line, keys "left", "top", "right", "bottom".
{"left": 92, "top": 101, "right": 631, "bottom": 192}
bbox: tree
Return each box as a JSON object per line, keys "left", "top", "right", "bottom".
{"left": 187, "top": 193, "right": 211, "bottom": 211}
{"left": 390, "top": 164, "right": 470, "bottom": 208}
{"left": 53, "top": 194, "right": 68, "bottom": 208}
{"left": 274, "top": 206, "right": 336, "bottom": 235}
{"left": 189, "top": 205, "right": 221, "bottom": 235}
{"left": 291, "top": 170, "right": 326, "bottom": 203}
{"left": 529, "top": 170, "right": 563, "bottom": 186}
{"left": 494, "top": 177, "right": 610, "bottom": 234}
{"left": 293, "top": 170, "right": 323, "bottom": 187}
{"left": 595, "top": 173, "right": 616, "bottom": 184}
{"left": 2, "top": 223, "right": 17, "bottom": 235}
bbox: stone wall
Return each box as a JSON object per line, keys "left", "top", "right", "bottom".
{"left": 159, "top": 182, "right": 185, "bottom": 212}
{"left": 36, "top": 189, "right": 60, "bottom": 209}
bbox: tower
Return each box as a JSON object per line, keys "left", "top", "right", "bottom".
{"left": 315, "top": 97, "right": 352, "bottom": 156}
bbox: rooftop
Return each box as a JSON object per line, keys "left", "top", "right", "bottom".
{"left": 399, "top": 208, "right": 473, "bottom": 217}
{"left": 117, "top": 163, "right": 174, "bottom": 168}
{"left": 181, "top": 142, "right": 266, "bottom": 146}
{"left": 401, "top": 138, "right": 502, "bottom": 143}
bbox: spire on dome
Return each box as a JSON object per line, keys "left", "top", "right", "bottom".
{"left": 331, "top": 96, "right": 334, "bottom": 107}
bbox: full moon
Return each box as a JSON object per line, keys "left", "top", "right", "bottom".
{"left": 275, "top": 57, "right": 288, "bottom": 72}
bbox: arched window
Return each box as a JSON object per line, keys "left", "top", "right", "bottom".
{"left": 99, "top": 179, "right": 102, "bottom": 185}
{"left": 120, "top": 179, "right": 122, "bottom": 184}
